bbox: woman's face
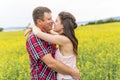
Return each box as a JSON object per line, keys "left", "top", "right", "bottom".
{"left": 54, "top": 16, "right": 64, "bottom": 34}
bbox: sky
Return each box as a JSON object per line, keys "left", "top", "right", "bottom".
{"left": 0, "top": 0, "right": 120, "bottom": 28}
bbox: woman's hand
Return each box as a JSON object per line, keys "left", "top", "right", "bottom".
{"left": 32, "top": 25, "right": 41, "bottom": 35}
{"left": 24, "top": 25, "right": 33, "bottom": 36}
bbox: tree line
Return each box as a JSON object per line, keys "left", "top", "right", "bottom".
{"left": 0, "top": 27, "right": 3, "bottom": 32}
{"left": 86, "top": 17, "right": 120, "bottom": 25}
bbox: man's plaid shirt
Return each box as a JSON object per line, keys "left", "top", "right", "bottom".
{"left": 26, "top": 33, "right": 57, "bottom": 80}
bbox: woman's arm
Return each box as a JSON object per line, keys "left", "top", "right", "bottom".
{"left": 24, "top": 27, "right": 32, "bottom": 36}
{"left": 33, "top": 25, "right": 69, "bottom": 45}
{"left": 49, "top": 30, "right": 59, "bottom": 35}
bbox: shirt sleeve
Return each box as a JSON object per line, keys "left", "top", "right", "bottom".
{"left": 27, "top": 34, "right": 50, "bottom": 61}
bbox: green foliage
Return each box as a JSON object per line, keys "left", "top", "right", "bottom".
{"left": 96, "top": 20, "right": 105, "bottom": 24}
{"left": 87, "top": 17, "right": 120, "bottom": 25}
{"left": 87, "top": 21, "right": 96, "bottom": 25}
{"left": 105, "top": 18, "right": 115, "bottom": 23}
{"left": 0, "top": 27, "right": 3, "bottom": 32}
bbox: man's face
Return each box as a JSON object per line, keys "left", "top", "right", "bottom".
{"left": 41, "top": 12, "right": 53, "bottom": 32}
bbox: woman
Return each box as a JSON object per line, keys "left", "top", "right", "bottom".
{"left": 25, "top": 11, "right": 79, "bottom": 80}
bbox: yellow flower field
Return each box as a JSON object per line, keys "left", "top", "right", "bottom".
{"left": 0, "top": 22, "right": 120, "bottom": 80}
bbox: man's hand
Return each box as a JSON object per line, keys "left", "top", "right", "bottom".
{"left": 71, "top": 68, "right": 80, "bottom": 80}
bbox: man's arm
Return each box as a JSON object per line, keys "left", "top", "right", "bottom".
{"left": 41, "top": 54, "right": 80, "bottom": 79}
{"left": 27, "top": 34, "right": 80, "bottom": 79}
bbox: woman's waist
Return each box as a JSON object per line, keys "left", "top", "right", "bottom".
{"left": 57, "top": 73, "right": 73, "bottom": 80}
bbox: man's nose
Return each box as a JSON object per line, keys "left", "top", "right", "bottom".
{"left": 50, "top": 20, "right": 54, "bottom": 25}
{"left": 51, "top": 20, "right": 54, "bottom": 24}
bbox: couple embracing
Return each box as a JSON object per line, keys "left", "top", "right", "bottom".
{"left": 25, "top": 6, "right": 80, "bottom": 80}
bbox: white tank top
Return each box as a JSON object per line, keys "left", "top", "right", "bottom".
{"left": 55, "top": 48, "right": 76, "bottom": 80}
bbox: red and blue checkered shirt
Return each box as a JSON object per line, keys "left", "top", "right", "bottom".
{"left": 26, "top": 33, "right": 57, "bottom": 80}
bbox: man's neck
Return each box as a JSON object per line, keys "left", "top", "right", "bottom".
{"left": 36, "top": 24, "right": 46, "bottom": 32}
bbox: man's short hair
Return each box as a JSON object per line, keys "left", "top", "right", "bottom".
{"left": 32, "top": 6, "right": 51, "bottom": 24}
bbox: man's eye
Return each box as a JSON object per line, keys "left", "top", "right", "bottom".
{"left": 48, "top": 18, "right": 52, "bottom": 20}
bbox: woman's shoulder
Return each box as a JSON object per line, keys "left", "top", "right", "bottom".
{"left": 59, "top": 35, "right": 71, "bottom": 44}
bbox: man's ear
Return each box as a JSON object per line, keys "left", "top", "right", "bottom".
{"left": 36, "top": 19, "right": 42, "bottom": 25}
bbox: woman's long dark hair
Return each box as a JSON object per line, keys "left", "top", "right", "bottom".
{"left": 59, "top": 11, "right": 78, "bottom": 56}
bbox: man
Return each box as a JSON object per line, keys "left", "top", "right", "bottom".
{"left": 26, "top": 6, "right": 80, "bottom": 80}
